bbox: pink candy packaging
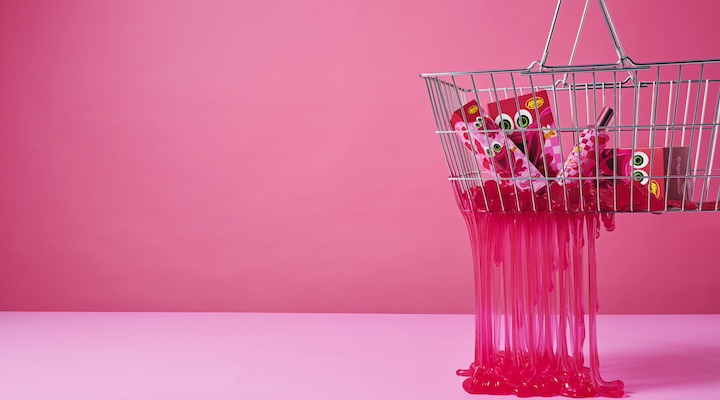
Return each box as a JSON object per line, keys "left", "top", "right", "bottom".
{"left": 486, "top": 90, "right": 563, "bottom": 177}
{"left": 557, "top": 107, "right": 614, "bottom": 185}
{"left": 451, "top": 100, "right": 546, "bottom": 192}
{"left": 599, "top": 146, "right": 692, "bottom": 202}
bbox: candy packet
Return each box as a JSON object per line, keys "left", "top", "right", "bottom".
{"left": 486, "top": 90, "right": 562, "bottom": 177}
{"left": 451, "top": 100, "right": 546, "bottom": 192}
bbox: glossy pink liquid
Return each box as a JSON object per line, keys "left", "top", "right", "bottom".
{"left": 453, "top": 183, "right": 624, "bottom": 397}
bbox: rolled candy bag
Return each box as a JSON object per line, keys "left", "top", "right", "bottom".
{"left": 557, "top": 107, "right": 614, "bottom": 185}
{"left": 451, "top": 100, "right": 546, "bottom": 192}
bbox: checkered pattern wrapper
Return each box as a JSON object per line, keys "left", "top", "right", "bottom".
{"left": 556, "top": 127, "right": 610, "bottom": 185}
{"left": 541, "top": 123, "right": 563, "bottom": 176}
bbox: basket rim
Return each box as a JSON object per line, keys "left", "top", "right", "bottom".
{"left": 420, "top": 58, "right": 720, "bottom": 78}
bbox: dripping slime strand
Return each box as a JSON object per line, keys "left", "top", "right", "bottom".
{"left": 455, "top": 185, "right": 624, "bottom": 397}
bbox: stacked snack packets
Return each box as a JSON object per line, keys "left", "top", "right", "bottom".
{"left": 451, "top": 96, "right": 695, "bottom": 206}
{"left": 450, "top": 100, "right": 546, "bottom": 192}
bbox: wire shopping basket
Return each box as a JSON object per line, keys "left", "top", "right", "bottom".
{"left": 422, "top": 0, "right": 720, "bottom": 214}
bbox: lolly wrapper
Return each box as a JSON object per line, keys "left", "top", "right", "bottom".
{"left": 451, "top": 100, "right": 546, "bottom": 192}
{"left": 486, "top": 90, "right": 562, "bottom": 177}
{"left": 557, "top": 107, "right": 614, "bottom": 185}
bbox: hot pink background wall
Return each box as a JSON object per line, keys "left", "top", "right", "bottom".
{"left": 0, "top": 0, "right": 718, "bottom": 313}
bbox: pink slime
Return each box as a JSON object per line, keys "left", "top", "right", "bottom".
{"left": 452, "top": 181, "right": 624, "bottom": 398}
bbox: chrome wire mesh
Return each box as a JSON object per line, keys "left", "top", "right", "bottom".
{"left": 422, "top": 61, "right": 720, "bottom": 213}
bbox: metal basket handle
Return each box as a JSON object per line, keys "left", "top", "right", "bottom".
{"left": 536, "top": 0, "right": 637, "bottom": 86}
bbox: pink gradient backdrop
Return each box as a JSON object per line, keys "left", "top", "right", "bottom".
{"left": 0, "top": 0, "right": 718, "bottom": 313}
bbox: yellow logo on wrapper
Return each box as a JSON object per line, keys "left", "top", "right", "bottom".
{"left": 526, "top": 97, "right": 544, "bottom": 110}
{"left": 649, "top": 180, "right": 660, "bottom": 199}
{"left": 468, "top": 105, "right": 479, "bottom": 114}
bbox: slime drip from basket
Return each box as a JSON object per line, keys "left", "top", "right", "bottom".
{"left": 453, "top": 183, "right": 624, "bottom": 397}
{"left": 460, "top": 178, "right": 719, "bottom": 214}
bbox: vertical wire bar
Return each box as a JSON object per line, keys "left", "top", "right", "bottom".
{"left": 704, "top": 90, "right": 720, "bottom": 207}
{"left": 551, "top": 74, "right": 570, "bottom": 211}
{"left": 693, "top": 81, "right": 710, "bottom": 186}
{"left": 425, "top": 78, "right": 449, "bottom": 158}
{"left": 434, "top": 79, "right": 462, "bottom": 177}
{"left": 433, "top": 79, "right": 464, "bottom": 182}
{"left": 648, "top": 67, "right": 661, "bottom": 212}
{"left": 443, "top": 81, "right": 473, "bottom": 178}
{"left": 455, "top": 75, "right": 490, "bottom": 208}
{"left": 693, "top": 80, "right": 710, "bottom": 207}
{"left": 571, "top": 73, "right": 585, "bottom": 211}
{"left": 510, "top": 73, "right": 538, "bottom": 212}
{"left": 630, "top": 71, "right": 640, "bottom": 212}
{"left": 455, "top": 86, "right": 478, "bottom": 201}
{"left": 425, "top": 78, "right": 456, "bottom": 178}
{"left": 432, "top": 80, "right": 466, "bottom": 186}
{"left": 665, "top": 80, "right": 674, "bottom": 146}
{"left": 490, "top": 74, "right": 521, "bottom": 212}
{"left": 476, "top": 78, "right": 507, "bottom": 211}
{"left": 473, "top": 76, "right": 507, "bottom": 213}
{"left": 455, "top": 85, "right": 478, "bottom": 200}
{"left": 585, "top": 83, "right": 591, "bottom": 126}
{"left": 681, "top": 80, "right": 692, "bottom": 146}
{"left": 424, "top": 78, "right": 442, "bottom": 131}
{"left": 612, "top": 71, "right": 619, "bottom": 212}
{"left": 617, "top": 77, "right": 624, "bottom": 149}
{"left": 469, "top": 76, "right": 492, "bottom": 207}
{"left": 681, "top": 65, "right": 705, "bottom": 210}
{"left": 665, "top": 65, "right": 684, "bottom": 211}
{"left": 591, "top": 74, "right": 600, "bottom": 212}
{"left": 445, "top": 79, "right": 472, "bottom": 182}
{"left": 528, "top": 75, "right": 553, "bottom": 212}
{"left": 600, "top": 80, "right": 607, "bottom": 212}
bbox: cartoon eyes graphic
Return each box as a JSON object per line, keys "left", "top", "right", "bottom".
{"left": 515, "top": 109, "right": 533, "bottom": 129}
{"left": 633, "top": 170, "right": 649, "bottom": 185}
{"left": 483, "top": 141, "right": 504, "bottom": 157}
{"left": 495, "top": 110, "right": 534, "bottom": 131}
{"left": 630, "top": 151, "right": 650, "bottom": 185}
{"left": 495, "top": 114, "right": 514, "bottom": 131}
{"left": 632, "top": 151, "right": 649, "bottom": 168}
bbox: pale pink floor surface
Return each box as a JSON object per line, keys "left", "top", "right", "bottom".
{"left": 0, "top": 313, "right": 718, "bottom": 400}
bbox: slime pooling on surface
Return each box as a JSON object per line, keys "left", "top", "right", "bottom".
{"left": 453, "top": 182, "right": 624, "bottom": 398}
